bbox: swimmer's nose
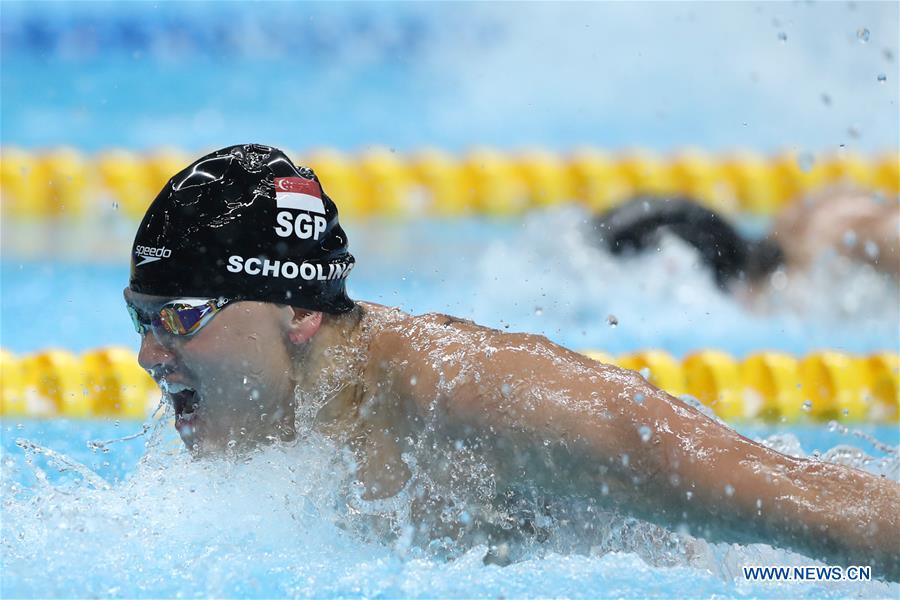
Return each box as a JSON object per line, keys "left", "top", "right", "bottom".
{"left": 137, "top": 331, "right": 175, "bottom": 376}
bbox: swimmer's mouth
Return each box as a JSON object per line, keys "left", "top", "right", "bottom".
{"left": 165, "top": 382, "right": 200, "bottom": 418}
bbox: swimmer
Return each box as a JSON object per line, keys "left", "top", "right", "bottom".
{"left": 125, "top": 144, "right": 899, "bottom": 579}
{"left": 594, "top": 190, "right": 899, "bottom": 294}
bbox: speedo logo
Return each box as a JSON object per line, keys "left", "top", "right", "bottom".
{"left": 134, "top": 245, "right": 172, "bottom": 266}
{"left": 226, "top": 255, "right": 353, "bottom": 281}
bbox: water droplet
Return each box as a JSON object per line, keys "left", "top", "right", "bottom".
{"left": 777, "top": 31, "right": 788, "bottom": 43}
{"left": 857, "top": 28, "right": 870, "bottom": 43}
{"left": 797, "top": 152, "right": 815, "bottom": 172}
{"left": 820, "top": 93, "right": 832, "bottom": 106}
{"left": 724, "top": 484, "right": 735, "bottom": 497}
{"left": 770, "top": 269, "right": 788, "bottom": 291}
{"left": 409, "top": 376, "right": 418, "bottom": 386}
{"left": 250, "top": 389, "right": 260, "bottom": 400}
{"left": 847, "top": 125, "right": 861, "bottom": 139}
{"left": 639, "top": 367, "right": 651, "bottom": 380}
{"left": 842, "top": 229, "right": 858, "bottom": 248}
{"left": 638, "top": 425, "right": 652, "bottom": 442}
{"left": 600, "top": 482, "right": 609, "bottom": 495}
{"left": 621, "top": 453, "right": 630, "bottom": 467}
{"left": 828, "top": 420, "right": 838, "bottom": 432}
{"left": 112, "top": 201, "right": 119, "bottom": 210}
{"left": 501, "top": 383, "right": 512, "bottom": 397}
{"left": 633, "top": 393, "right": 645, "bottom": 405}
{"left": 606, "top": 314, "right": 619, "bottom": 328}
{"left": 534, "top": 307, "right": 543, "bottom": 316}
{"left": 864, "top": 240, "right": 879, "bottom": 259}
{"left": 876, "top": 73, "right": 887, "bottom": 83}
{"left": 227, "top": 439, "right": 237, "bottom": 449}
{"left": 802, "top": 400, "right": 813, "bottom": 412}
{"left": 685, "top": 490, "right": 693, "bottom": 501}
{"left": 756, "top": 498, "right": 763, "bottom": 509}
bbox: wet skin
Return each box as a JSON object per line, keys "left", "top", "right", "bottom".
{"left": 124, "top": 289, "right": 302, "bottom": 452}
{"left": 125, "top": 290, "right": 900, "bottom": 579}
{"left": 770, "top": 187, "right": 900, "bottom": 278}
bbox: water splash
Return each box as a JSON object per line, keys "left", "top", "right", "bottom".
{"left": 467, "top": 206, "right": 899, "bottom": 356}
{"left": 3, "top": 411, "right": 898, "bottom": 597}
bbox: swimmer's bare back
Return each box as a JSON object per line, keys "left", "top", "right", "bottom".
{"left": 771, "top": 187, "right": 900, "bottom": 276}
{"left": 352, "top": 305, "right": 899, "bottom": 579}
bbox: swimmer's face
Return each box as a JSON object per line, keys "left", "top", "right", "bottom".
{"left": 124, "top": 289, "right": 300, "bottom": 453}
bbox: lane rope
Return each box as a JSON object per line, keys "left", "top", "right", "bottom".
{"left": 2, "top": 347, "right": 896, "bottom": 422}
{"left": 2, "top": 147, "right": 897, "bottom": 219}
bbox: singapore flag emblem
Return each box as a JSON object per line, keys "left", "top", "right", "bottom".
{"left": 274, "top": 177, "right": 325, "bottom": 215}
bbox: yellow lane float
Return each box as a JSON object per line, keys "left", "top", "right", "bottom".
{"left": 1, "top": 347, "right": 896, "bottom": 422}
{"left": 2, "top": 148, "right": 895, "bottom": 219}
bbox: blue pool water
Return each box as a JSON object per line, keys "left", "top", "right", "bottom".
{"left": 2, "top": 416, "right": 898, "bottom": 598}
{"left": 3, "top": 210, "right": 898, "bottom": 356}
{"left": 2, "top": 2, "right": 897, "bottom": 153}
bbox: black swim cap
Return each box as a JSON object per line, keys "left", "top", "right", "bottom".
{"left": 594, "top": 196, "right": 784, "bottom": 290}
{"left": 129, "top": 144, "right": 355, "bottom": 313}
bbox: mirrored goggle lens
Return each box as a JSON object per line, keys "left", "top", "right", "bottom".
{"left": 158, "top": 302, "right": 214, "bottom": 335}
{"left": 127, "top": 298, "right": 226, "bottom": 338}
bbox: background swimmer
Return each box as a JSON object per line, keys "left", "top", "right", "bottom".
{"left": 126, "top": 144, "right": 900, "bottom": 579}
{"left": 594, "top": 189, "right": 899, "bottom": 299}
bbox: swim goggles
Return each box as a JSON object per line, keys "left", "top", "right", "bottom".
{"left": 127, "top": 297, "right": 230, "bottom": 337}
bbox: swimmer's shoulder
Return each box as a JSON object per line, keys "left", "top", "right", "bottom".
{"left": 377, "top": 310, "right": 529, "bottom": 351}
{"left": 369, "top": 307, "right": 597, "bottom": 369}
{"left": 362, "top": 303, "right": 619, "bottom": 377}
{"left": 363, "top": 309, "right": 517, "bottom": 379}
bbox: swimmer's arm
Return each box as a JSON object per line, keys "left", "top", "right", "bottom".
{"left": 856, "top": 205, "right": 899, "bottom": 274}
{"left": 637, "top": 397, "right": 900, "bottom": 580}
{"left": 394, "top": 330, "right": 899, "bottom": 579}
{"left": 559, "top": 366, "right": 900, "bottom": 580}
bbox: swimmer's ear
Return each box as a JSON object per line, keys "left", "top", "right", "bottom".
{"left": 286, "top": 309, "right": 323, "bottom": 345}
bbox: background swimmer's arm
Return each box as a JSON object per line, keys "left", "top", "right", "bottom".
{"left": 771, "top": 188, "right": 900, "bottom": 276}
{"left": 376, "top": 319, "right": 899, "bottom": 579}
